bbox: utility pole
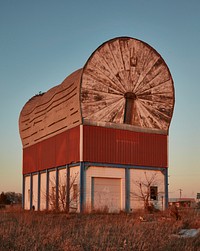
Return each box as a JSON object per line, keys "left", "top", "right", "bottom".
{"left": 179, "top": 189, "right": 182, "bottom": 199}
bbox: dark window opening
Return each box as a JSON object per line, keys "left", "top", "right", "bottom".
{"left": 150, "top": 186, "right": 158, "bottom": 200}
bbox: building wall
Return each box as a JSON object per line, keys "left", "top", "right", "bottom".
{"left": 83, "top": 125, "right": 168, "bottom": 167}
{"left": 32, "top": 174, "right": 38, "bottom": 210}
{"left": 22, "top": 125, "right": 168, "bottom": 212}
{"left": 23, "top": 125, "right": 167, "bottom": 175}
{"left": 58, "top": 168, "right": 66, "bottom": 186}
{"left": 40, "top": 172, "right": 47, "bottom": 210}
{"left": 85, "top": 166, "right": 125, "bottom": 212}
{"left": 69, "top": 166, "right": 80, "bottom": 212}
{"left": 130, "top": 169, "right": 165, "bottom": 211}
{"left": 48, "top": 170, "right": 56, "bottom": 210}
{"left": 23, "top": 126, "right": 80, "bottom": 174}
{"left": 24, "top": 176, "right": 30, "bottom": 210}
{"left": 23, "top": 166, "right": 81, "bottom": 212}
{"left": 23, "top": 164, "right": 167, "bottom": 212}
{"left": 58, "top": 168, "right": 67, "bottom": 211}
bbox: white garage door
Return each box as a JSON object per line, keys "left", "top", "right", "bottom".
{"left": 92, "top": 178, "right": 121, "bottom": 213}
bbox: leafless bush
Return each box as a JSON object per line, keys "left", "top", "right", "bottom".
{"left": 130, "top": 171, "right": 164, "bottom": 211}
{"left": 48, "top": 172, "right": 79, "bottom": 212}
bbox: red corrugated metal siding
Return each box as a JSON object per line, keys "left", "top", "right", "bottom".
{"left": 83, "top": 125, "right": 167, "bottom": 167}
{"left": 23, "top": 126, "right": 80, "bottom": 174}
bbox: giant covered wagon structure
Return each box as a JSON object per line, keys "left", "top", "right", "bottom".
{"left": 19, "top": 37, "right": 175, "bottom": 212}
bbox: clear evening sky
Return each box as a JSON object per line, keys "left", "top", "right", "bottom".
{"left": 0, "top": 1, "right": 199, "bottom": 198}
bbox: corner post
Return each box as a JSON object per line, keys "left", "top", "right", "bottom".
{"left": 22, "top": 175, "right": 25, "bottom": 209}
{"left": 165, "top": 168, "right": 169, "bottom": 210}
{"left": 30, "top": 173, "right": 33, "bottom": 210}
{"left": 80, "top": 162, "right": 85, "bottom": 213}
{"left": 37, "top": 172, "right": 41, "bottom": 211}
{"left": 56, "top": 168, "right": 59, "bottom": 210}
{"left": 46, "top": 170, "right": 49, "bottom": 210}
{"left": 66, "top": 164, "right": 70, "bottom": 213}
{"left": 125, "top": 167, "right": 130, "bottom": 212}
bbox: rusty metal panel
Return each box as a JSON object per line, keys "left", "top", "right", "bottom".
{"left": 83, "top": 125, "right": 167, "bottom": 167}
{"left": 40, "top": 136, "right": 56, "bottom": 171}
{"left": 23, "top": 126, "right": 80, "bottom": 174}
{"left": 66, "top": 125, "right": 80, "bottom": 164}
{"left": 19, "top": 69, "right": 82, "bottom": 148}
{"left": 23, "top": 144, "right": 38, "bottom": 174}
{"left": 81, "top": 37, "right": 175, "bottom": 134}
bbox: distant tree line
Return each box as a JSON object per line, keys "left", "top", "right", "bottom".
{"left": 0, "top": 192, "right": 22, "bottom": 205}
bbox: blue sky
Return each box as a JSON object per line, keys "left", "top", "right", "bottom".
{"left": 0, "top": 1, "right": 200, "bottom": 198}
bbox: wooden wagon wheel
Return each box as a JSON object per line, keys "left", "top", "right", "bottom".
{"left": 81, "top": 37, "right": 175, "bottom": 133}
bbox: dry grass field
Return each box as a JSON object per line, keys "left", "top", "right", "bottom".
{"left": 0, "top": 207, "right": 200, "bottom": 251}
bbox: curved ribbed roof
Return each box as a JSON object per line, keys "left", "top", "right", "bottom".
{"left": 19, "top": 37, "right": 175, "bottom": 148}
{"left": 19, "top": 69, "right": 82, "bottom": 147}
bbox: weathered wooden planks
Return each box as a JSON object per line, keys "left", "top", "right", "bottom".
{"left": 19, "top": 69, "right": 82, "bottom": 147}
{"left": 81, "top": 37, "right": 174, "bottom": 132}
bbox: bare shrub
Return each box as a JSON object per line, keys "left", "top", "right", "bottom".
{"left": 47, "top": 172, "right": 79, "bottom": 212}
{"left": 131, "top": 171, "right": 164, "bottom": 212}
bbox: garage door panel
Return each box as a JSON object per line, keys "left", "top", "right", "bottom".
{"left": 92, "top": 177, "right": 121, "bottom": 212}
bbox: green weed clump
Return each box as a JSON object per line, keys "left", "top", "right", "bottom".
{"left": 0, "top": 208, "right": 199, "bottom": 251}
